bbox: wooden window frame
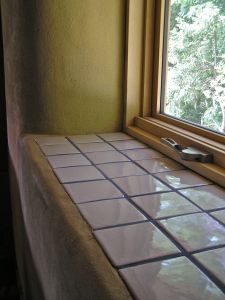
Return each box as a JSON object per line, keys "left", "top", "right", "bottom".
{"left": 123, "top": 0, "right": 225, "bottom": 188}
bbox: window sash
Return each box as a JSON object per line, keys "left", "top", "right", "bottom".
{"left": 151, "top": 0, "right": 225, "bottom": 144}
{"left": 123, "top": 0, "right": 225, "bottom": 186}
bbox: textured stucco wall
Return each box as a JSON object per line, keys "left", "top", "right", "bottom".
{"left": 1, "top": 0, "right": 126, "bottom": 168}
{"left": 0, "top": 1, "right": 127, "bottom": 298}
{"left": 17, "top": 135, "right": 132, "bottom": 300}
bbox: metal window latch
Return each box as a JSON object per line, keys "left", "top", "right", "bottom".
{"left": 161, "top": 138, "right": 213, "bottom": 163}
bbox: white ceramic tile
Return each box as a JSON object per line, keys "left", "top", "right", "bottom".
{"left": 34, "top": 135, "right": 68, "bottom": 145}
{"left": 78, "top": 198, "right": 146, "bottom": 229}
{"left": 54, "top": 166, "right": 104, "bottom": 183}
{"left": 132, "top": 192, "right": 200, "bottom": 219}
{"left": 98, "top": 162, "right": 146, "bottom": 178}
{"left": 194, "top": 248, "right": 225, "bottom": 285}
{"left": 98, "top": 132, "right": 132, "bottom": 141}
{"left": 76, "top": 142, "right": 114, "bottom": 153}
{"left": 112, "top": 175, "right": 171, "bottom": 196}
{"left": 86, "top": 150, "right": 129, "bottom": 164}
{"left": 122, "top": 148, "right": 164, "bottom": 161}
{"left": 68, "top": 134, "right": 102, "bottom": 144}
{"left": 137, "top": 158, "right": 185, "bottom": 174}
{"left": 210, "top": 210, "right": 225, "bottom": 225}
{"left": 47, "top": 154, "right": 91, "bottom": 168}
{"left": 180, "top": 185, "right": 225, "bottom": 210}
{"left": 94, "top": 222, "right": 179, "bottom": 266}
{"left": 155, "top": 170, "right": 211, "bottom": 189}
{"left": 64, "top": 180, "right": 124, "bottom": 203}
{"left": 160, "top": 213, "right": 225, "bottom": 251}
{"left": 40, "top": 144, "right": 80, "bottom": 156}
{"left": 120, "top": 257, "right": 225, "bottom": 300}
{"left": 109, "top": 140, "right": 147, "bottom": 151}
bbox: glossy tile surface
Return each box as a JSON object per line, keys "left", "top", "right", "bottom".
{"left": 98, "top": 162, "right": 146, "bottom": 179}
{"left": 98, "top": 132, "right": 132, "bottom": 141}
{"left": 137, "top": 158, "right": 184, "bottom": 174}
{"left": 38, "top": 133, "right": 225, "bottom": 298}
{"left": 54, "top": 166, "right": 104, "bottom": 183}
{"left": 94, "top": 222, "right": 179, "bottom": 266}
{"left": 194, "top": 248, "right": 225, "bottom": 285}
{"left": 132, "top": 192, "right": 199, "bottom": 219}
{"left": 113, "top": 175, "right": 171, "bottom": 196}
{"left": 120, "top": 257, "right": 225, "bottom": 300}
{"left": 122, "top": 148, "right": 164, "bottom": 161}
{"left": 68, "top": 134, "right": 102, "bottom": 144}
{"left": 160, "top": 213, "right": 225, "bottom": 251}
{"left": 64, "top": 180, "right": 123, "bottom": 203}
{"left": 180, "top": 185, "right": 225, "bottom": 210}
{"left": 35, "top": 135, "right": 68, "bottom": 145}
{"left": 86, "top": 150, "right": 129, "bottom": 164}
{"left": 47, "top": 154, "right": 91, "bottom": 168}
{"left": 40, "top": 144, "right": 80, "bottom": 156}
{"left": 155, "top": 170, "right": 211, "bottom": 189}
{"left": 76, "top": 142, "right": 114, "bottom": 153}
{"left": 211, "top": 210, "right": 225, "bottom": 225}
{"left": 109, "top": 140, "right": 147, "bottom": 151}
{"left": 78, "top": 199, "right": 146, "bottom": 229}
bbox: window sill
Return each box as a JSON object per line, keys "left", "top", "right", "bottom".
{"left": 125, "top": 117, "right": 225, "bottom": 189}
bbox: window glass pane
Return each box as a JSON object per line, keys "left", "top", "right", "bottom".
{"left": 162, "top": 0, "right": 225, "bottom": 135}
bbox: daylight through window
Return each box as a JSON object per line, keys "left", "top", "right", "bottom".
{"left": 161, "top": 0, "right": 225, "bottom": 135}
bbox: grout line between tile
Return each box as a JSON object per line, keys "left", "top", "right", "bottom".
{"left": 69, "top": 196, "right": 126, "bottom": 205}
{"left": 153, "top": 210, "right": 203, "bottom": 220}
{"left": 175, "top": 188, "right": 225, "bottom": 222}
{"left": 93, "top": 220, "right": 148, "bottom": 231}
{"left": 207, "top": 213, "right": 225, "bottom": 227}
{"left": 190, "top": 243, "right": 225, "bottom": 255}
{"left": 189, "top": 252, "right": 225, "bottom": 293}
{"left": 117, "top": 252, "right": 184, "bottom": 269}
{"left": 81, "top": 136, "right": 225, "bottom": 293}
{"left": 38, "top": 134, "right": 225, "bottom": 294}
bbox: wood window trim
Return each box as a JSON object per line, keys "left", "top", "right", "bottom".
{"left": 151, "top": 0, "right": 225, "bottom": 145}
{"left": 123, "top": 0, "right": 225, "bottom": 187}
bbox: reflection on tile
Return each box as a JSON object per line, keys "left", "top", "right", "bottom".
{"left": 47, "top": 154, "right": 91, "bottom": 168}
{"left": 86, "top": 150, "right": 129, "bottom": 164}
{"left": 137, "top": 158, "right": 184, "bottom": 174}
{"left": 37, "top": 132, "right": 225, "bottom": 299}
{"left": 122, "top": 148, "right": 164, "bottom": 161}
{"left": 68, "top": 134, "right": 102, "bottom": 144}
{"left": 160, "top": 213, "right": 225, "bottom": 251}
{"left": 109, "top": 140, "right": 147, "bottom": 151}
{"left": 98, "top": 132, "right": 132, "bottom": 141}
{"left": 64, "top": 180, "right": 123, "bottom": 203}
{"left": 180, "top": 185, "right": 225, "bottom": 210}
{"left": 54, "top": 166, "right": 104, "bottom": 183}
{"left": 98, "top": 162, "right": 146, "bottom": 179}
{"left": 211, "top": 210, "right": 225, "bottom": 225}
{"left": 113, "top": 175, "right": 170, "bottom": 196}
{"left": 94, "top": 222, "right": 179, "bottom": 266}
{"left": 76, "top": 142, "right": 114, "bottom": 153}
{"left": 35, "top": 135, "right": 68, "bottom": 145}
{"left": 155, "top": 170, "right": 211, "bottom": 189}
{"left": 132, "top": 192, "right": 199, "bottom": 219}
{"left": 120, "top": 257, "right": 225, "bottom": 300}
{"left": 194, "top": 248, "right": 225, "bottom": 285}
{"left": 78, "top": 199, "right": 146, "bottom": 229}
{"left": 40, "top": 144, "right": 80, "bottom": 156}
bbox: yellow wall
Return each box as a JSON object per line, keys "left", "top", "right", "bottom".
{"left": 0, "top": 2, "right": 127, "bottom": 297}
{"left": 1, "top": 0, "right": 126, "bottom": 136}
{"left": 1, "top": 0, "right": 126, "bottom": 171}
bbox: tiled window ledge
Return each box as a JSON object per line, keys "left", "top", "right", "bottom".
{"left": 36, "top": 132, "right": 225, "bottom": 300}
{"left": 20, "top": 135, "right": 132, "bottom": 300}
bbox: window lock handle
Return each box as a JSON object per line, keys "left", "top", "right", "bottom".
{"left": 161, "top": 138, "right": 213, "bottom": 163}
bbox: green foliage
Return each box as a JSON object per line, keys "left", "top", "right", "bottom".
{"left": 165, "top": 0, "right": 225, "bottom": 133}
